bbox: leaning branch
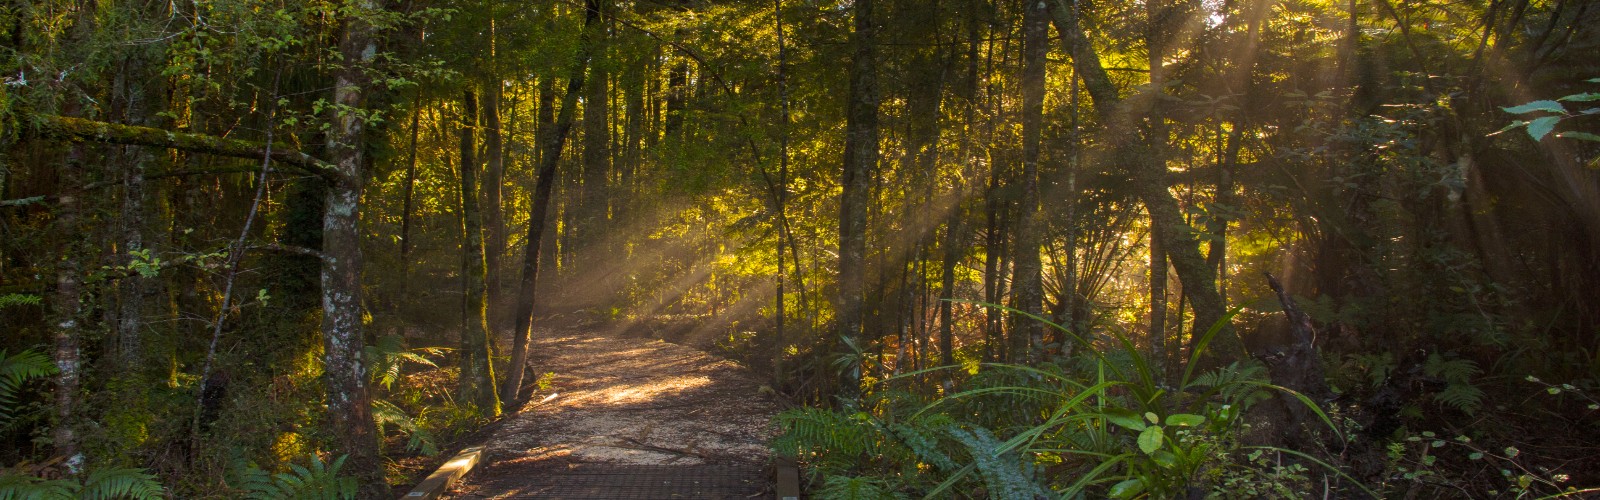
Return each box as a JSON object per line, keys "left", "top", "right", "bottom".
{"left": 26, "top": 114, "right": 334, "bottom": 177}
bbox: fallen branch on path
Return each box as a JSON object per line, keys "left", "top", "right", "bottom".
{"left": 617, "top": 438, "right": 708, "bottom": 461}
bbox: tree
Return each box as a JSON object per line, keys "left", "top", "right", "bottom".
{"left": 318, "top": 0, "right": 389, "bottom": 492}
{"left": 503, "top": 0, "right": 603, "bottom": 404}
{"left": 457, "top": 90, "right": 500, "bottom": 415}
{"left": 836, "top": 0, "right": 879, "bottom": 400}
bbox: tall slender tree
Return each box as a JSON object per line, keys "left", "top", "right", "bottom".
{"left": 837, "top": 0, "right": 879, "bottom": 399}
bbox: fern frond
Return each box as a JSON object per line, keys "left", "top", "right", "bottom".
{"left": 814, "top": 475, "right": 908, "bottom": 500}
{"left": 0, "top": 470, "right": 77, "bottom": 500}
{"left": 946, "top": 426, "right": 1048, "bottom": 499}
{"left": 1423, "top": 353, "right": 1479, "bottom": 383}
{"left": 0, "top": 349, "right": 57, "bottom": 425}
{"left": 78, "top": 468, "right": 164, "bottom": 500}
{"left": 0, "top": 294, "right": 43, "bottom": 309}
{"left": 231, "top": 453, "right": 356, "bottom": 500}
{"left": 1435, "top": 383, "right": 1484, "bottom": 414}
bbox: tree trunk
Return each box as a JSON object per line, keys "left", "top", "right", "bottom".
{"left": 665, "top": 62, "right": 688, "bottom": 139}
{"left": 399, "top": 94, "right": 422, "bottom": 299}
{"left": 484, "top": 82, "right": 507, "bottom": 325}
{"left": 503, "top": 0, "right": 603, "bottom": 404}
{"left": 52, "top": 144, "right": 87, "bottom": 470}
{"left": 322, "top": 2, "right": 388, "bottom": 492}
{"left": 1050, "top": 0, "right": 1237, "bottom": 364}
{"left": 578, "top": 20, "right": 611, "bottom": 266}
{"left": 457, "top": 90, "right": 501, "bottom": 415}
{"left": 1149, "top": 217, "right": 1168, "bottom": 371}
{"left": 836, "top": 0, "right": 878, "bottom": 400}
{"left": 1010, "top": 0, "right": 1048, "bottom": 363}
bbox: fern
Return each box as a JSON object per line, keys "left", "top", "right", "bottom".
{"left": 946, "top": 426, "right": 1048, "bottom": 499}
{"left": 0, "top": 471, "right": 76, "bottom": 500}
{"left": 0, "top": 349, "right": 57, "bottom": 427}
{"left": 372, "top": 399, "right": 438, "bottom": 455}
{"left": 231, "top": 454, "right": 356, "bottom": 500}
{"left": 0, "top": 294, "right": 42, "bottom": 309}
{"left": 887, "top": 416, "right": 956, "bottom": 470}
{"left": 1186, "top": 360, "right": 1271, "bottom": 411}
{"left": 0, "top": 467, "right": 163, "bottom": 500}
{"left": 1424, "top": 353, "right": 1483, "bottom": 414}
{"left": 814, "top": 475, "right": 908, "bottom": 500}
{"left": 77, "top": 469, "right": 163, "bottom": 500}
{"left": 773, "top": 407, "right": 879, "bottom": 463}
{"left": 364, "top": 335, "right": 445, "bottom": 391}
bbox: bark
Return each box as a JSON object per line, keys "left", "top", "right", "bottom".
{"left": 1149, "top": 218, "right": 1168, "bottom": 371}
{"left": 1263, "top": 273, "right": 1333, "bottom": 448}
{"left": 322, "top": 1, "right": 388, "bottom": 493}
{"left": 772, "top": 0, "right": 792, "bottom": 383}
{"left": 664, "top": 62, "right": 688, "bottom": 139}
{"left": 114, "top": 69, "right": 155, "bottom": 373}
{"left": 836, "top": 0, "right": 878, "bottom": 399}
{"left": 620, "top": 51, "right": 645, "bottom": 220}
{"left": 502, "top": 0, "right": 603, "bottom": 404}
{"left": 535, "top": 76, "right": 557, "bottom": 166}
{"left": 52, "top": 144, "right": 87, "bottom": 470}
{"left": 458, "top": 90, "right": 501, "bottom": 415}
{"left": 579, "top": 22, "right": 610, "bottom": 255}
{"left": 1010, "top": 0, "right": 1048, "bottom": 363}
{"left": 399, "top": 95, "right": 422, "bottom": 293}
{"left": 1147, "top": 0, "right": 1171, "bottom": 374}
{"left": 484, "top": 82, "right": 507, "bottom": 318}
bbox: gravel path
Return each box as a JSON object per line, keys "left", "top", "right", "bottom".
{"left": 448, "top": 329, "right": 779, "bottom": 499}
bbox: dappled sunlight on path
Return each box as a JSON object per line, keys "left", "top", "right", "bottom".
{"left": 449, "top": 329, "right": 778, "bottom": 499}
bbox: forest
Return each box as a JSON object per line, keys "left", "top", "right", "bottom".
{"left": 1, "top": 0, "right": 1598, "bottom": 496}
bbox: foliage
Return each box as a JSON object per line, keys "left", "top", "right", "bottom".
{"left": 0, "top": 349, "right": 55, "bottom": 429}
{"left": 773, "top": 311, "right": 1352, "bottom": 498}
{"left": 0, "top": 467, "right": 164, "bottom": 500}
{"left": 229, "top": 454, "right": 356, "bottom": 500}
{"left": 1497, "top": 79, "right": 1600, "bottom": 143}
{"left": 364, "top": 334, "right": 447, "bottom": 392}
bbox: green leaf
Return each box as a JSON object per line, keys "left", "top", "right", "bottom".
{"left": 1526, "top": 116, "right": 1560, "bottom": 141}
{"left": 1138, "top": 426, "right": 1165, "bottom": 454}
{"left": 1152, "top": 450, "right": 1178, "bottom": 468}
{"left": 1502, "top": 100, "right": 1565, "bottom": 114}
{"left": 1143, "top": 412, "right": 1159, "bottom": 424}
{"left": 1560, "top": 92, "right": 1600, "bottom": 102}
{"left": 1556, "top": 131, "right": 1600, "bottom": 142}
{"left": 1103, "top": 408, "right": 1146, "bottom": 431}
{"left": 1165, "top": 413, "right": 1205, "bottom": 427}
{"left": 1109, "top": 478, "right": 1146, "bottom": 499}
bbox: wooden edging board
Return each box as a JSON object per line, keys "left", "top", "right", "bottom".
{"left": 400, "top": 445, "right": 485, "bottom": 500}
{"left": 776, "top": 455, "right": 801, "bottom": 500}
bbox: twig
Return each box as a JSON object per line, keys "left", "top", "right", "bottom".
{"left": 191, "top": 69, "right": 284, "bottom": 450}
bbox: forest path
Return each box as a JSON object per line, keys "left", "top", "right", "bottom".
{"left": 447, "top": 325, "right": 779, "bottom": 499}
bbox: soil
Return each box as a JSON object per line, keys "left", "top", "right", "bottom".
{"left": 447, "top": 321, "right": 781, "bottom": 499}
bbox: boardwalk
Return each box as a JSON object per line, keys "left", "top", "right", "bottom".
{"left": 449, "top": 329, "right": 779, "bottom": 499}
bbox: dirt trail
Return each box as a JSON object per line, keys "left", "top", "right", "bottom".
{"left": 449, "top": 327, "right": 779, "bottom": 499}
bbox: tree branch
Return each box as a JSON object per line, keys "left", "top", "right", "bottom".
{"left": 25, "top": 114, "right": 334, "bottom": 177}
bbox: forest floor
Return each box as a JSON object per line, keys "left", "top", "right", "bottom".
{"left": 446, "top": 318, "right": 781, "bottom": 499}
